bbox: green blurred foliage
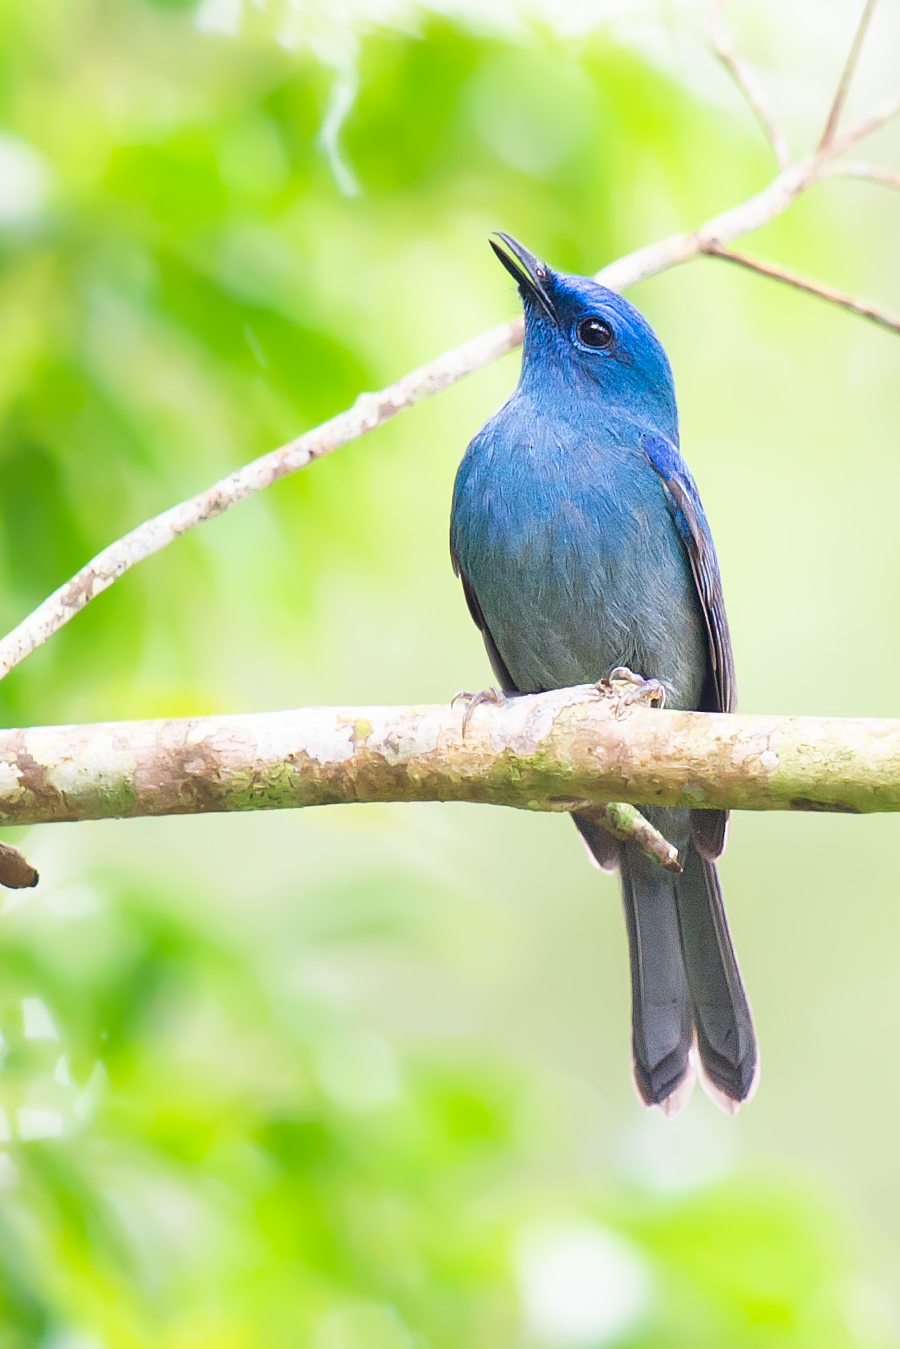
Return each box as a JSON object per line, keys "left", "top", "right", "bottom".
{"left": 0, "top": 0, "right": 898, "bottom": 1344}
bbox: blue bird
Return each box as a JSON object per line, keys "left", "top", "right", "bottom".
{"left": 450, "top": 234, "right": 757, "bottom": 1114}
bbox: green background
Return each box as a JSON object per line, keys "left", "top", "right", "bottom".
{"left": 0, "top": 0, "right": 899, "bottom": 1343}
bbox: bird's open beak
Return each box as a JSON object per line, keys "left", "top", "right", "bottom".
{"left": 490, "top": 232, "right": 556, "bottom": 321}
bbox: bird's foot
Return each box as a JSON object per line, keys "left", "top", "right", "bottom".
{"left": 597, "top": 666, "right": 666, "bottom": 720}
{"left": 452, "top": 686, "right": 507, "bottom": 737}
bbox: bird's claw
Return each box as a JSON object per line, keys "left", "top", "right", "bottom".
{"left": 596, "top": 666, "right": 666, "bottom": 719}
{"left": 452, "top": 686, "right": 506, "bottom": 738}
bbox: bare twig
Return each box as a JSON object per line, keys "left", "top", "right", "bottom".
{"left": 0, "top": 164, "right": 820, "bottom": 685}
{"left": 710, "top": 0, "right": 792, "bottom": 168}
{"left": 701, "top": 242, "right": 900, "bottom": 335}
{"left": 1, "top": 691, "right": 900, "bottom": 825}
{"left": 833, "top": 91, "right": 900, "bottom": 155}
{"left": 580, "top": 802, "right": 682, "bottom": 873}
{"left": 0, "top": 30, "right": 897, "bottom": 686}
{"left": 0, "top": 319, "right": 523, "bottom": 683}
{"left": 818, "top": 0, "right": 880, "bottom": 156}
{"left": 827, "top": 160, "right": 900, "bottom": 191}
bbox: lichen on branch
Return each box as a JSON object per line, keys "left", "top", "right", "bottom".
{"left": 1, "top": 689, "right": 899, "bottom": 828}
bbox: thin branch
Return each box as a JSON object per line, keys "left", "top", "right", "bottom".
{"left": 582, "top": 802, "right": 682, "bottom": 873}
{"left": 833, "top": 91, "right": 900, "bottom": 156}
{"left": 710, "top": 0, "right": 792, "bottom": 168}
{"left": 818, "top": 0, "right": 880, "bottom": 156}
{"left": 2, "top": 690, "right": 900, "bottom": 826}
{"left": 0, "top": 163, "right": 815, "bottom": 685}
{"left": 827, "top": 160, "right": 900, "bottom": 191}
{"left": 0, "top": 47, "right": 896, "bottom": 685}
{"left": 701, "top": 242, "right": 900, "bottom": 335}
{"left": 0, "top": 318, "right": 523, "bottom": 682}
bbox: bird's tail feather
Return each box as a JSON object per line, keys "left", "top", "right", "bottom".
{"left": 576, "top": 815, "right": 757, "bottom": 1114}
{"left": 618, "top": 844, "right": 694, "bottom": 1111}
{"left": 674, "top": 843, "right": 758, "bottom": 1108}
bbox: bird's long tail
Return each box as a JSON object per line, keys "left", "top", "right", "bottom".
{"left": 674, "top": 842, "right": 757, "bottom": 1110}
{"left": 574, "top": 813, "right": 757, "bottom": 1114}
{"left": 619, "top": 839, "right": 695, "bottom": 1113}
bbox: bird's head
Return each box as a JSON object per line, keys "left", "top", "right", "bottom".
{"left": 491, "top": 232, "right": 678, "bottom": 442}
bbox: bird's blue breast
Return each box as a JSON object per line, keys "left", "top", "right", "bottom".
{"left": 451, "top": 395, "right": 707, "bottom": 705}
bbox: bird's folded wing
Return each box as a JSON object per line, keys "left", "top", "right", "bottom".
{"left": 643, "top": 434, "right": 735, "bottom": 860}
{"left": 452, "top": 562, "right": 519, "bottom": 695}
{"left": 642, "top": 434, "right": 736, "bottom": 716}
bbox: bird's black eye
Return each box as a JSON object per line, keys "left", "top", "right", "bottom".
{"left": 576, "top": 316, "right": 614, "bottom": 349}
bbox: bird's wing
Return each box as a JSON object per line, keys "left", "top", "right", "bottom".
{"left": 643, "top": 434, "right": 735, "bottom": 861}
{"left": 451, "top": 554, "right": 519, "bottom": 695}
{"left": 642, "top": 434, "right": 736, "bottom": 716}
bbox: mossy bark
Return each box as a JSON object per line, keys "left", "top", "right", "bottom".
{"left": 0, "top": 686, "right": 897, "bottom": 826}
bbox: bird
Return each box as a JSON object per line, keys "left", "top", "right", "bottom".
{"left": 450, "top": 233, "right": 757, "bottom": 1115}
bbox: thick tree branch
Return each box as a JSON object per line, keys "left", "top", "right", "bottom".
{"left": 701, "top": 242, "right": 900, "bottom": 334}
{"left": 2, "top": 690, "right": 900, "bottom": 828}
{"left": 0, "top": 30, "right": 897, "bottom": 686}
